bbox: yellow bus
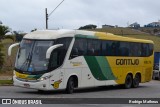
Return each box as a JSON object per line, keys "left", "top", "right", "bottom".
{"left": 8, "top": 30, "right": 154, "bottom": 93}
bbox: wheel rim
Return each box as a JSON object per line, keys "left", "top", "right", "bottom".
{"left": 70, "top": 81, "right": 74, "bottom": 91}
{"left": 125, "top": 75, "right": 132, "bottom": 88}
{"left": 134, "top": 75, "right": 139, "bottom": 86}
{"left": 127, "top": 77, "right": 131, "bottom": 86}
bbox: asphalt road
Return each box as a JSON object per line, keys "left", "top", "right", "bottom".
{"left": 0, "top": 80, "right": 160, "bottom": 98}
{"left": 0, "top": 80, "right": 160, "bottom": 107}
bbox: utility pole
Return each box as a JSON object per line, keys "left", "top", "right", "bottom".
{"left": 45, "top": 8, "right": 48, "bottom": 29}
{"left": 45, "top": 0, "right": 65, "bottom": 29}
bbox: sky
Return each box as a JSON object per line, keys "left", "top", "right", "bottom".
{"left": 0, "top": 0, "right": 160, "bottom": 32}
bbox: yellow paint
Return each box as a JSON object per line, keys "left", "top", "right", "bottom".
{"left": 105, "top": 55, "right": 153, "bottom": 84}
{"left": 94, "top": 32, "right": 154, "bottom": 84}
{"left": 70, "top": 61, "right": 82, "bottom": 67}
{"left": 15, "top": 71, "right": 29, "bottom": 79}
{"left": 95, "top": 32, "right": 154, "bottom": 43}
{"left": 53, "top": 80, "right": 62, "bottom": 89}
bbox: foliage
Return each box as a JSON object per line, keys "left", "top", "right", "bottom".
{"left": 31, "top": 28, "right": 37, "bottom": 32}
{"left": 5, "top": 35, "right": 15, "bottom": 42}
{"left": 0, "top": 25, "right": 10, "bottom": 41}
{"left": 13, "top": 31, "right": 24, "bottom": 42}
{"left": 0, "top": 43, "right": 4, "bottom": 70}
{"left": 0, "top": 80, "right": 13, "bottom": 85}
{"left": 79, "top": 24, "right": 97, "bottom": 30}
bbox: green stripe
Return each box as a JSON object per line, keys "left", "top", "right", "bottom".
{"left": 84, "top": 56, "right": 116, "bottom": 80}
{"left": 28, "top": 74, "right": 42, "bottom": 79}
{"left": 95, "top": 56, "right": 116, "bottom": 80}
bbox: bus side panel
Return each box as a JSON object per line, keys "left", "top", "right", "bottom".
{"left": 142, "top": 56, "right": 154, "bottom": 82}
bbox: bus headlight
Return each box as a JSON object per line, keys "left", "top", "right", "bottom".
{"left": 38, "top": 75, "right": 52, "bottom": 81}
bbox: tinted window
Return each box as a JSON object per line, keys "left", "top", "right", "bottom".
{"left": 102, "top": 40, "right": 112, "bottom": 56}
{"left": 49, "top": 37, "right": 72, "bottom": 70}
{"left": 70, "top": 37, "right": 153, "bottom": 58}
{"left": 70, "top": 38, "right": 87, "bottom": 59}
{"left": 119, "top": 42, "right": 130, "bottom": 56}
{"left": 129, "top": 42, "right": 142, "bottom": 57}
{"left": 87, "top": 39, "right": 101, "bottom": 56}
{"left": 110, "top": 41, "right": 120, "bottom": 56}
{"left": 149, "top": 44, "right": 154, "bottom": 56}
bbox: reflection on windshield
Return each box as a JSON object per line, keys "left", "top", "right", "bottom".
{"left": 15, "top": 40, "right": 54, "bottom": 73}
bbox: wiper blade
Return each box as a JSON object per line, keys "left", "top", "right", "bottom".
{"left": 19, "top": 52, "right": 32, "bottom": 71}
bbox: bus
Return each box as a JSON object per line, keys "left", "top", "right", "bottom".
{"left": 8, "top": 29, "right": 154, "bottom": 94}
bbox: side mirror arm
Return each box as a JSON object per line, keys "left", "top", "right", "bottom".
{"left": 8, "top": 43, "right": 20, "bottom": 56}
{"left": 46, "top": 44, "right": 63, "bottom": 59}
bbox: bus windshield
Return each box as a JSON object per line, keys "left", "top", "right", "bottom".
{"left": 15, "top": 39, "right": 54, "bottom": 74}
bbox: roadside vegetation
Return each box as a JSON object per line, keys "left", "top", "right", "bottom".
{"left": 0, "top": 80, "right": 13, "bottom": 85}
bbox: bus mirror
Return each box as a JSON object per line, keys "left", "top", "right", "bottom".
{"left": 46, "top": 44, "right": 63, "bottom": 59}
{"left": 8, "top": 43, "right": 20, "bottom": 56}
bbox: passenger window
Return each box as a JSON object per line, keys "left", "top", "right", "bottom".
{"left": 102, "top": 40, "right": 112, "bottom": 56}
{"left": 70, "top": 38, "right": 87, "bottom": 59}
{"left": 87, "top": 39, "right": 101, "bottom": 56}
{"left": 141, "top": 44, "right": 149, "bottom": 57}
{"left": 119, "top": 42, "right": 130, "bottom": 56}
{"left": 149, "top": 44, "right": 153, "bottom": 56}
{"left": 110, "top": 41, "right": 120, "bottom": 56}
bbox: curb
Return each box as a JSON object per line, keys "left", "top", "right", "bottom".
{"left": 0, "top": 84, "right": 13, "bottom": 86}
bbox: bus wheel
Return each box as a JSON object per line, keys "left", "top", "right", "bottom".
{"left": 132, "top": 74, "right": 140, "bottom": 88}
{"left": 124, "top": 74, "right": 133, "bottom": 89}
{"left": 37, "top": 90, "right": 45, "bottom": 93}
{"left": 66, "top": 77, "right": 74, "bottom": 94}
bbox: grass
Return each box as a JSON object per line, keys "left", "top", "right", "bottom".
{"left": 0, "top": 39, "right": 17, "bottom": 74}
{"left": 0, "top": 80, "right": 13, "bottom": 85}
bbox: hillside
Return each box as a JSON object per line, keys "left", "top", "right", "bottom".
{"left": 88, "top": 27, "right": 160, "bottom": 52}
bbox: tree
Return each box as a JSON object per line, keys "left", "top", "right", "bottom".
{"left": 0, "top": 25, "right": 10, "bottom": 41}
{"left": 79, "top": 24, "right": 97, "bottom": 30}
{"left": 0, "top": 43, "right": 4, "bottom": 70}
{"left": 13, "top": 31, "right": 24, "bottom": 42}
{"left": 31, "top": 28, "right": 37, "bottom": 32}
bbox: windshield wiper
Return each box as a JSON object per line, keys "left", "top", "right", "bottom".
{"left": 19, "top": 52, "right": 32, "bottom": 71}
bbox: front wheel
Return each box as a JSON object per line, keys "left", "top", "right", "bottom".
{"left": 66, "top": 77, "right": 75, "bottom": 94}
{"left": 124, "top": 74, "right": 133, "bottom": 89}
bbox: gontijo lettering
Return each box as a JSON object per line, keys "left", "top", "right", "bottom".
{"left": 116, "top": 59, "right": 139, "bottom": 65}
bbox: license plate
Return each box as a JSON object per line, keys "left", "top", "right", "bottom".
{"left": 24, "top": 84, "right": 30, "bottom": 88}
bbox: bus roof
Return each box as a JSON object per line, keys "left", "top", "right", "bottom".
{"left": 23, "top": 29, "right": 153, "bottom": 44}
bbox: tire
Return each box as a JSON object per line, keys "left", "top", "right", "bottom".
{"left": 66, "top": 77, "right": 75, "bottom": 94}
{"left": 37, "top": 90, "right": 45, "bottom": 93}
{"left": 132, "top": 74, "right": 140, "bottom": 88}
{"left": 124, "top": 74, "right": 133, "bottom": 89}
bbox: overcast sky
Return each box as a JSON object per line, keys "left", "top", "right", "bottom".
{"left": 0, "top": 0, "right": 160, "bottom": 32}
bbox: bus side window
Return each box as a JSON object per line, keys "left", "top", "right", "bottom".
{"left": 70, "top": 38, "right": 87, "bottom": 59}
{"left": 141, "top": 43, "right": 149, "bottom": 57}
{"left": 149, "top": 44, "right": 153, "bottom": 56}
{"left": 119, "top": 42, "right": 129, "bottom": 56}
{"left": 87, "top": 39, "right": 101, "bottom": 56}
{"left": 49, "top": 49, "right": 59, "bottom": 69}
{"left": 49, "top": 37, "right": 72, "bottom": 70}
{"left": 102, "top": 40, "right": 111, "bottom": 56}
{"left": 110, "top": 41, "right": 120, "bottom": 56}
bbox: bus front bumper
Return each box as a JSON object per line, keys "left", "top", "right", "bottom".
{"left": 13, "top": 76, "right": 50, "bottom": 90}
